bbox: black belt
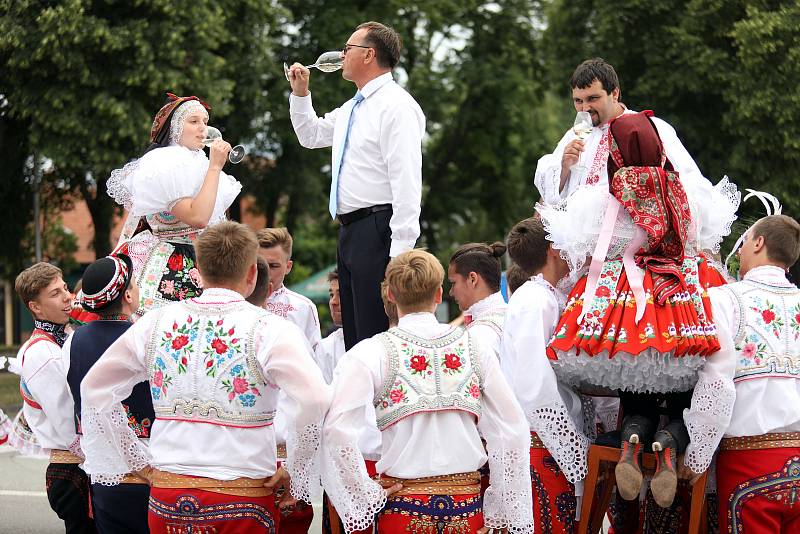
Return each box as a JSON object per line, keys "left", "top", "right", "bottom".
{"left": 337, "top": 204, "right": 392, "bottom": 226}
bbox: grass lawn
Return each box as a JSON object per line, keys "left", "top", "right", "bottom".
{"left": 0, "top": 372, "right": 21, "bottom": 416}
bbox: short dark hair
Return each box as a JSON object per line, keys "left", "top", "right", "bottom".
{"left": 327, "top": 269, "right": 339, "bottom": 283}
{"left": 506, "top": 217, "right": 550, "bottom": 274}
{"left": 449, "top": 242, "right": 506, "bottom": 292}
{"left": 246, "top": 256, "right": 271, "bottom": 306}
{"left": 505, "top": 263, "right": 530, "bottom": 295}
{"left": 357, "top": 21, "right": 401, "bottom": 69}
{"left": 570, "top": 57, "right": 620, "bottom": 94}
{"left": 751, "top": 215, "right": 800, "bottom": 267}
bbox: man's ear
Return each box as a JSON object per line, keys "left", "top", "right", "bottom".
{"left": 387, "top": 286, "right": 397, "bottom": 304}
{"left": 286, "top": 259, "right": 293, "bottom": 274}
{"left": 434, "top": 286, "right": 443, "bottom": 305}
{"left": 28, "top": 300, "right": 41, "bottom": 317}
{"left": 246, "top": 262, "right": 258, "bottom": 285}
{"left": 266, "top": 281, "right": 274, "bottom": 300}
{"left": 612, "top": 87, "right": 621, "bottom": 102}
{"left": 753, "top": 235, "right": 766, "bottom": 253}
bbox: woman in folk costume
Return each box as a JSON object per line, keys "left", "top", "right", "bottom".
{"left": 107, "top": 93, "right": 242, "bottom": 316}
{"left": 538, "top": 110, "right": 740, "bottom": 508}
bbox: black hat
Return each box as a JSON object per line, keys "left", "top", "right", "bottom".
{"left": 79, "top": 253, "right": 133, "bottom": 312}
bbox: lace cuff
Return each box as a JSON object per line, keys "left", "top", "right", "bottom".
{"left": 483, "top": 446, "right": 535, "bottom": 533}
{"left": 529, "top": 403, "right": 589, "bottom": 484}
{"left": 80, "top": 405, "right": 151, "bottom": 486}
{"left": 284, "top": 422, "right": 323, "bottom": 504}
{"left": 322, "top": 445, "right": 386, "bottom": 533}
{"left": 107, "top": 159, "right": 139, "bottom": 210}
{"left": 534, "top": 164, "right": 563, "bottom": 206}
{"left": 684, "top": 377, "right": 735, "bottom": 473}
{"left": 579, "top": 395, "right": 597, "bottom": 442}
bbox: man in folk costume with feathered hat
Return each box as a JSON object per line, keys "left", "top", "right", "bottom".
{"left": 682, "top": 209, "right": 800, "bottom": 534}
{"left": 538, "top": 110, "right": 737, "bottom": 509}
{"left": 79, "top": 222, "right": 331, "bottom": 533}
{"left": 63, "top": 253, "right": 153, "bottom": 533}
{"left": 14, "top": 262, "right": 94, "bottom": 533}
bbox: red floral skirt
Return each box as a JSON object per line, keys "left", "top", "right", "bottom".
{"left": 548, "top": 256, "right": 727, "bottom": 393}
{"left": 377, "top": 493, "right": 484, "bottom": 534}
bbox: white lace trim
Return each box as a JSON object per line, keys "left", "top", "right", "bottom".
{"left": 551, "top": 349, "right": 705, "bottom": 394}
{"left": 284, "top": 422, "right": 323, "bottom": 504}
{"left": 322, "top": 445, "right": 386, "bottom": 533}
{"left": 684, "top": 176, "right": 740, "bottom": 254}
{"left": 483, "top": 447, "right": 535, "bottom": 533}
{"left": 529, "top": 402, "right": 589, "bottom": 485}
{"left": 579, "top": 395, "right": 597, "bottom": 441}
{"left": 7, "top": 411, "right": 44, "bottom": 457}
{"left": 169, "top": 100, "right": 208, "bottom": 145}
{"left": 684, "top": 377, "right": 736, "bottom": 473}
{"left": 467, "top": 292, "right": 507, "bottom": 319}
{"left": 80, "top": 405, "right": 151, "bottom": 486}
{"left": 107, "top": 159, "right": 140, "bottom": 210}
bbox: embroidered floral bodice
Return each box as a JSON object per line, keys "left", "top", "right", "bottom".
{"left": 144, "top": 211, "right": 202, "bottom": 244}
{"left": 373, "top": 326, "right": 483, "bottom": 430}
{"left": 466, "top": 292, "right": 506, "bottom": 335}
{"left": 721, "top": 266, "right": 800, "bottom": 382}
{"left": 145, "top": 299, "right": 277, "bottom": 428}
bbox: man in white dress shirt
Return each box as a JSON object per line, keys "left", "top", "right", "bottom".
{"left": 257, "top": 227, "right": 321, "bottom": 350}
{"left": 534, "top": 57, "right": 706, "bottom": 206}
{"left": 448, "top": 242, "right": 508, "bottom": 359}
{"left": 287, "top": 21, "right": 425, "bottom": 350}
{"left": 322, "top": 250, "right": 533, "bottom": 534}
{"left": 682, "top": 214, "right": 800, "bottom": 534}
{"left": 14, "top": 262, "right": 94, "bottom": 533}
{"left": 501, "top": 217, "right": 588, "bottom": 534}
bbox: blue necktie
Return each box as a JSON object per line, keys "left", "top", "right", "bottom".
{"left": 330, "top": 91, "right": 365, "bottom": 219}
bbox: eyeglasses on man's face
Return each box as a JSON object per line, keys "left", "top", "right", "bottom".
{"left": 343, "top": 43, "right": 372, "bottom": 55}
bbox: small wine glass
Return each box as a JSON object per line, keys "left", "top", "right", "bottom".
{"left": 570, "top": 111, "right": 594, "bottom": 178}
{"left": 203, "top": 126, "right": 246, "bottom": 164}
{"left": 283, "top": 51, "right": 344, "bottom": 82}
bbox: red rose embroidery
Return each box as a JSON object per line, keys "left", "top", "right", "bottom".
{"left": 762, "top": 309, "right": 776, "bottom": 324}
{"left": 410, "top": 355, "right": 428, "bottom": 372}
{"left": 153, "top": 370, "right": 163, "bottom": 388}
{"left": 206, "top": 360, "right": 213, "bottom": 368}
{"left": 171, "top": 335, "right": 189, "bottom": 350}
{"left": 233, "top": 377, "right": 249, "bottom": 394}
{"left": 228, "top": 328, "right": 235, "bottom": 335}
{"left": 167, "top": 254, "right": 184, "bottom": 271}
{"left": 389, "top": 389, "right": 405, "bottom": 404}
{"left": 444, "top": 353, "right": 461, "bottom": 370}
{"left": 470, "top": 384, "right": 480, "bottom": 399}
{"left": 180, "top": 356, "right": 187, "bottom": 366}
{"left": 211, "top": 338, "right": 228, "bottom": 354}
{"left": 596, "top": 285, "right": 611, "bottom": 297}
{"left": 216, "top": 319, "right": 224, "bottom": 326}
{"left": 795, "top": 313, "right": 800, "bottom": 324}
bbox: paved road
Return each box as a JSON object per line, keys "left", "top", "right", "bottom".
{"left": 0, "top": 443, "right": 323, "bottom": 533}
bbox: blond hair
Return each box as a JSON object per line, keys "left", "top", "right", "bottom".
{"left": 15, "top": 262, "right": 63, "bottom": 310}
{"left": 751, "top": 215, "right": 800, "bottom": 267}
{"left": 381, "top": 279, "right": 399, "bottom": 327}
{"left": 195, "top": 222, "right": 259, "bottom": 285}
{"left": 256, "top": 227, "right": 293, "bottom": 257}
{"left": 384, "top": 250, "right": 443, "bottom": 313}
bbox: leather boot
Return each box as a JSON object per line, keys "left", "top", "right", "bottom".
{"left": 651, "top": 428, "right": 679, "bottom": 508}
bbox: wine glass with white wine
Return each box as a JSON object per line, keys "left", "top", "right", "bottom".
{"left": 570, "top": 111, "right": 594, "bottom": 179}
{"left": 203, "top": 126, "right": 246, "bottom": 164}
{"left": 283, "top": 51, "right": 344, "bottom": 82}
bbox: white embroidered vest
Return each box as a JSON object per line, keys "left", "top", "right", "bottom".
{"left": 373, "top": 327, "right": 483, "bottom": 430}
{"left": 722, "top": 279, "right": 800, "bottom": 383}
{"left": 145, "top": 299, "right": 277, "bottom": 428}
{"left": 467, "top": 309, "right": 505, "bottom": 337}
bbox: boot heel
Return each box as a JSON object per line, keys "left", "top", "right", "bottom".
{"left": 615, "top": 435, "right": 643, "bottom": 501}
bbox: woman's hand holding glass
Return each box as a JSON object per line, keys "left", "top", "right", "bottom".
{"left": 207, "top": 138, "right": 232, "bottom": 169}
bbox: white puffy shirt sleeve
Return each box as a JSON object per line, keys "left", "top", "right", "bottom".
{"left": 477, "top": 338, "right": 535, "bottom": 533}
{"left": 683, "top": 287, "right": 738, "bottom": 473}
{"left": 534, "top": 130, "right": 572, "bottom": 205}
{"left": 500, "top": 285, "right": 589, "bottom": 485}
{"left": 289, "top": 92, "right": 339, "bottom": 149}
{"left": 80, "top": 314, "right": 154, "bottom": 485}
{"left": 321, "top": 339, "right": 387, "bottom": 533}
{"left": 259, "top": 320, "right": 332, "bottom": 504}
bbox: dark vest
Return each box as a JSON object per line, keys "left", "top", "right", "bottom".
{"left": 67, "top": 320, "right": 155, "bottom": 438}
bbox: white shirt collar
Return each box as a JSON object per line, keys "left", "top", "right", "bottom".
{"left": 466, "top": 292, "right": 506, "bottom": 318}
{"left": 397, "top": 312, "right": 440, "bottom": 329}
{"left": 193, "top": 287, "right": 245, "bottom": 303}
{"left": 360, "top": 72, "right": 393, "bottom": 99}
{"left": 743, "top": 265, "right": 793, "bottom": 286}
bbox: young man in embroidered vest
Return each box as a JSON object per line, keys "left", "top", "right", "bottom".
{"left": 683, "top": 214, "right": 800, "bottom": 533}
{"left": 14, "top": 262, "right": 95, "bottom": 533}
{"left": 63, "top": 253, "right": 153, "bottom": 534}
{"left": 448, "top": 242, "right": 508, "bottom": 359}
{"left": 500, "top": 217, "right": 588, "bottom": 534}
{"left": 257, "top": 227, "right": 321, "bottom": 350}
{"left": 246, "top": 256, "right": 273, "bottom": 307}
{"left": 322, "top": 249, "right": 533, "bottom": 534}
{"left": 314, "top": 269, "right": 345, "bottom": 384}
{"left": 79, "top": 221, "right": 331, "bottom": 534}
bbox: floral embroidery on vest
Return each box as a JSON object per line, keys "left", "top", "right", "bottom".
{"left": 374, "top": 327, "right": 483, "bottom": 430}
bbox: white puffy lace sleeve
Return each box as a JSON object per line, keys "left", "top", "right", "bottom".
{"left": 683, "top": 288, "right": 738, "bottom": 473}
{"left": 478, "top": 347, "right": 535, "bottom": 533}
{"left": 259, "top": 321, "right": 331, "bottom": 505}
{"left": 109, "top": 146, "right": 241, "bottom": 220}
{"left": 321, "top": 351, "right": 387, "bottom": 533}
{"left": 683, "top": 176, "right": 740, "bottom": 255}
{"left": 80, "top": 320, "right": 153, "bottom": 485}
{"left": 534, "top": 130, "right": 572, "bottom": 206}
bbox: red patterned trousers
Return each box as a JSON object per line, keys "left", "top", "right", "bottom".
{"left": 716, "top": 446, "right": 800, "bottom": 534}
{"left": 530, "top": 434, "right": 577, "bottom": 534}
